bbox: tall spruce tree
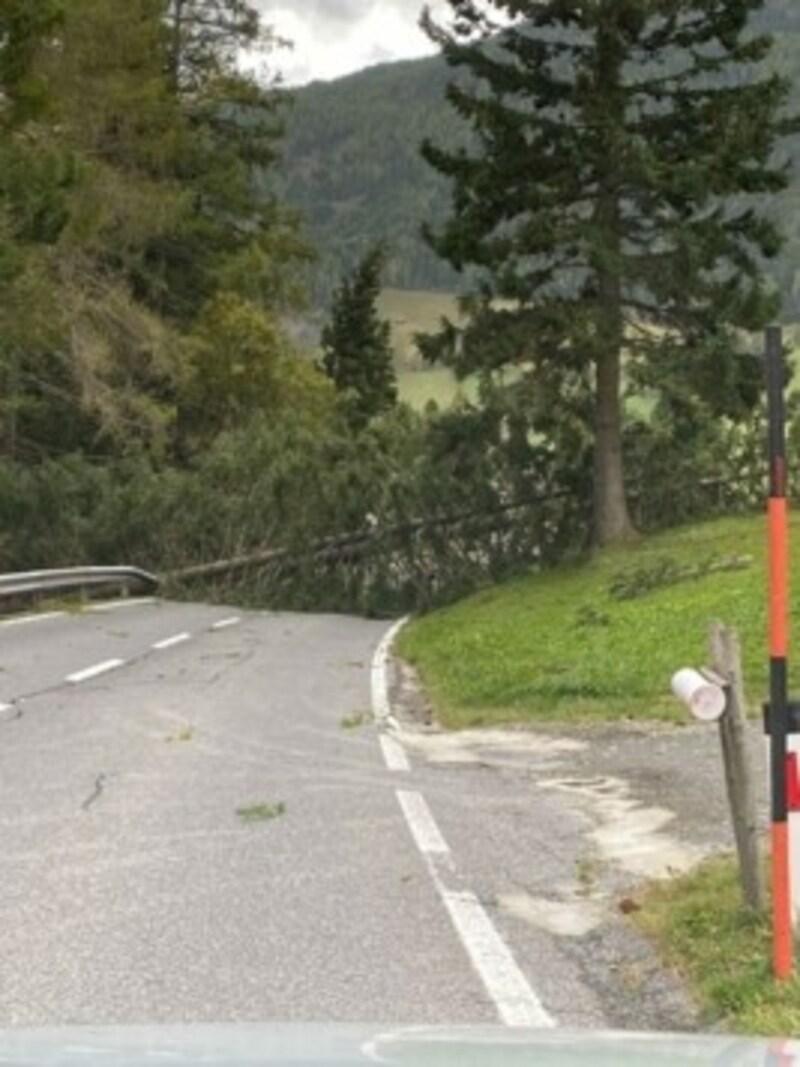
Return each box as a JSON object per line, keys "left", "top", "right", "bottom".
{"left": 421, "top": 0, "right": 797, "bottom": 545}
{"left": 321, "top": 245, "right": 397, "bottom": 429}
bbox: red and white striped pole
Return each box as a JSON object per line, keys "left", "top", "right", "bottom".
{"left": 766, "top": 323, "right": 792, "bottom": 980}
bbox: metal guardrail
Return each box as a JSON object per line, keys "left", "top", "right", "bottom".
{"left": 0, "top": 566, "right": 159, "bottom": 603}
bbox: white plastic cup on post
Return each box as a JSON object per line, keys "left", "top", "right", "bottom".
{"left": 671, "top": 668, "right": 726, "bottom": 722}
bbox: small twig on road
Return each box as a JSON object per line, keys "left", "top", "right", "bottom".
{"left": 81, "top": 773, "right": 107, "bottom": 811}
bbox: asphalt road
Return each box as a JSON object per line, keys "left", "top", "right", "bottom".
{"left": 0, "top": 601, "right": 706, "bottom": 1031}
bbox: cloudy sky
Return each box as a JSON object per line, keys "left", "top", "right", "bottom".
{"left": 254, "top": 2, "right": 449, "bottom": 86}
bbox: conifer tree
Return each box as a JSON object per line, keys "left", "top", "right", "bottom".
{"left": 422, "top": 0, "right": 797, "bottom": 544}
{"left": 321, "top": 245, "right": 397, "bottom": 429}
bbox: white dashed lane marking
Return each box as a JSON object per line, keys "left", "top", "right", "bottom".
{"left": 5, "top": 611, "right": 242, "bottom": 698}
{"left": 394, "top": 788, "right": 555, "bottom": 1029}
{"left": 435, "top": 877, "right": 556, "bottom": 1029}
{"left": 88, "top": 597, "right": 157, "bottom": 613}
{"left": 0, "top": 612, "right": 66, "bottom": 628}
{"left": 152, "top": 632, "right": 191, "bottom": 651}
{"left": 67, "top": 659, "right": 126, "bottom": 684}
{"left": 396, "top": 790, "right": 449, "bottom": 855}
{"left": 380, "top": 610, "right": 558, "bottom": 1031}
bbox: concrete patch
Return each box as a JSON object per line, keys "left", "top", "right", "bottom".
{"left": 538, "top": 774, "right": 703, "bottom": 880}
{"left": 498, "top": 892, "right": 606, "bottom": 937}
{"left": 402, "top": 728, "right": 587, "bottom": 767}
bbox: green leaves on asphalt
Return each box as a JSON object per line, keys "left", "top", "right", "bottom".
{"left": 236, "top": 802, "right": 286, "bottom": 825}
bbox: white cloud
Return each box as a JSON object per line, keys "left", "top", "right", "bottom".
{"left": 252, "top": 1, "right": 448, "bottom": 85}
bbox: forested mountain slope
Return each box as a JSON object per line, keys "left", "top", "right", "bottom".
{"left": 275, "top": 55, "right": 459, "bottom": 300}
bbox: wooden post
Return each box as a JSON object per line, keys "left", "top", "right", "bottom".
{"left": 710, "top": 621, "right": 766, "bottom": 912}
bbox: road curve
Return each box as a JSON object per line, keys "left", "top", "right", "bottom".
{"left": 0, "top": 599, "right": 697, "bottom": 1032}
{"left": 0, "top": 601, "right": 498, "bottom": 1026}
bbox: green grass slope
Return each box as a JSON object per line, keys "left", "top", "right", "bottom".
{"left": 398, "top": 514, "right": 790, "bottom": 727}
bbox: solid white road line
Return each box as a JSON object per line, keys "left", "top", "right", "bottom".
{"left": 395, "top": 787, "right": 555, "bottom": 1030}
{"left": 435, "top": 879, "right": 556, "bottom": 1029}
{"left": 0, "top": 703, "right": 16, "bottom": 722}
{"left": 396, "top": 790, "right": 449, "bottom": 855}
{"left": 211, "top": 616, "right": 241, "bottom": 631}
{"left": 380, "top": 734, "right": 410, "bottom": 772}
{"left": 153, "top": 632, "right": 191, "bottom": 650}
{"left": 0, "top": 611, "right": 66, "bottom": 627}
{"left": 88, "top": 597, "right": 156, "bottom": 613}
{"left": 67, "top": 659, "right": 125, "bottom": 684}
{"left": 371, "top": 617, "right": 409, "bottom": 725}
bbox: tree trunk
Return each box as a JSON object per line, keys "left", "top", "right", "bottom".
{"left": 593, "top": 193, "right": 635, "bottom": 546}
{"left": 590, "top": 19, "right": 636, "bottom": 547}
{"left": 594, "top": 345, "right": 635, "bottom": 545}
{"left": 168, "top": 0, "right": 185, "bottom": 94}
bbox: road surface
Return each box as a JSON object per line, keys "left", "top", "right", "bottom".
{"left": 0, "top": 600, "right": 701, "bottom": 1030}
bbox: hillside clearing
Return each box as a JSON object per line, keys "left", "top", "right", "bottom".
{"left": 397, "top": 514, "right": 786, "bottom": 727}
{"left": 377, "top": 288, "right": 462, "bottom": 369}
{"left": 379, "top": 288, "right": 468, "bottom": 411}
{"left": 396, "top": 366, "right": 477, "bottom": 410}
{"left": 377, "top": 288, "right": 699, "bottom": 414}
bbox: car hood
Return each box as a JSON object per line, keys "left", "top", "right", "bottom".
{"left": 0, "top": 1025, "right": 794, "bottom": 1066}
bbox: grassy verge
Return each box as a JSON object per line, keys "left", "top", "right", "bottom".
{"left": 397, "top": 513, "right": 793, "bottom": 727}
{"left": 635, "top": 856, "right": 800, "bottom": 1035}
{"left": 396, "top": 366, "right": 476, "bottom": 410}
